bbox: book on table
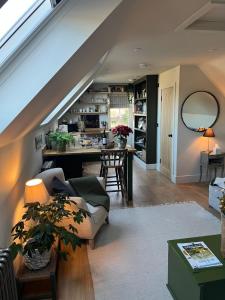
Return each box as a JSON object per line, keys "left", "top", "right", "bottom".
{"left": 177, "top": 241, "right": 223, "bottom": 270}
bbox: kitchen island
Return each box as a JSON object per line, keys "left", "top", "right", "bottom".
{"left": 43, "top": 146, "right": 136, "bottom": 201}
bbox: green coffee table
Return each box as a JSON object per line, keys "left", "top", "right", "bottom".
{"left": 167, "top": 234, "right": 225, "bottom": 300}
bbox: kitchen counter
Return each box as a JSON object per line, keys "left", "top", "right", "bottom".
{"left": 43, "top": 146, "right": 136, "bottom": 201}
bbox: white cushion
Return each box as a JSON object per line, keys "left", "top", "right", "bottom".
{"left": 213, "top": 177, "right": 225, "bottom": 189}
{"left": 87, "top": 203, "right": 107, "bottom": 224}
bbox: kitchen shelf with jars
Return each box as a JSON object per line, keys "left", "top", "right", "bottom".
{"left": 133, "top": 75, "right": 158, "bottom": 168}
{"left": 59, "top": 91, "right": 109, "bottom": 133}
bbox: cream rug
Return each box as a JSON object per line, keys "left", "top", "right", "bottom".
{"left": 87, "top": 202, "right": 220, "bottom": 300}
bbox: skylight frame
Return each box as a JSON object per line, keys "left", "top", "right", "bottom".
{"left": 0, "top": 0, "right": 65, "bottom": 70}
{"left": 0, "top": 0, "right": 47, "bottom": 48}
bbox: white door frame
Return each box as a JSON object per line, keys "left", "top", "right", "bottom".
{"left": 157, "top": 84, "right": 176, "bottom": 182}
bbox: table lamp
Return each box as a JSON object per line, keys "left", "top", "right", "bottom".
{"left": 24, "top": 178, "right": 49, "bottom": 204}
{"left": 203, "top": 128, "right": 215, "bottom": 153}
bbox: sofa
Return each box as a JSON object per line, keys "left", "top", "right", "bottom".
{"left": 35, "top": 168, "right": 108, "bottom": 249}
{"left": 209, "top": 177, "right": 225, "bottom": 212}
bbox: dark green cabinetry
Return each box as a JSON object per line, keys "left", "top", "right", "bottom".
{"left": 133, "top": 75, "right": 158, "bottom": 165}
{"left": 167, "top": 235, "right": 225, "bottom": 300}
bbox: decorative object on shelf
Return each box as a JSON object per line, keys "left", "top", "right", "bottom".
{"left": 212, "top": 143, "right": 222, "bottom": 155}
{"left": 181, "top": 91, "right": 219, "bottom": 132}
{"left": 49, "top": 131, "right": 75, "bottom": 152}
{"left": 203, "top": 128, "right": 215, "bottom": 153}
{"left": 138, "top": 117, "right": 146, "bottom": 131}
{"left": 219, "top": 193, "right": 225, "bottom": 258}
{"left": 10, "top": 193, "right": 88, "bottom": 270}
{"left": 112, "top": 125, "right": 133, "bottom": 149}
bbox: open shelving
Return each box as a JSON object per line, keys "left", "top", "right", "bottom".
{"left": 133, "top": 75, "right": 158, "bottom": 165}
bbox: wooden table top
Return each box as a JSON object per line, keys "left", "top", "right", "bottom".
{"left": 43, "top": 146, "right": 136, "bottom": 157}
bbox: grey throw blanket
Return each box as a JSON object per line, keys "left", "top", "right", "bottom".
{"left": 69, "top": 176, "right": 110, "bottom": 212}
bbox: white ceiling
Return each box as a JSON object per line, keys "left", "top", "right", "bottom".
{"left": 95, "top": 0, "right": 225, "bottom": 83}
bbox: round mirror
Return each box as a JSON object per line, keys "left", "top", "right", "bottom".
{"left": 181, "top": 91, "right": 219, "bottom": 132}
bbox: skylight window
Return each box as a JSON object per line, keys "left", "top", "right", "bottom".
{"left": 0, "top": 0, "right": 37, "bottom": 43}
{"left": 0, "top": 0, "right": 63, "bottom": 68}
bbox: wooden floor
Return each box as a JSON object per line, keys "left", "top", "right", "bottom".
{"left": 57, "top": 161, "right": 218, "bottom": 300}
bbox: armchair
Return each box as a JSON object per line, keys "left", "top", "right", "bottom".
{"left": 35, "top": 168, "right": 108, "bottom": 249}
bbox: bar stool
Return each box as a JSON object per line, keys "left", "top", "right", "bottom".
{"left": 100, "top": 149, "right": 127, "bottom": 197}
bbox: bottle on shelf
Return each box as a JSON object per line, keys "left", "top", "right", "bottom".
{"left": 102, "top": 129, "right": 107, "bottom": 146}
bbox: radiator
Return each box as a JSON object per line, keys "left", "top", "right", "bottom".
{"left": 0, "top": 249, "right": 18, "bottom": 300}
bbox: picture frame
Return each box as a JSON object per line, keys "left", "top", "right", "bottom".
{"left": 35, "top": 134, "right": 43, "bottom": 150}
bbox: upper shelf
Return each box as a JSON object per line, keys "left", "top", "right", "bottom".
{"left": 72, "top": 112, "right": 108, "bottom": 115}
{"left": 134, "top": 97, "right": 147, "bottom": 101}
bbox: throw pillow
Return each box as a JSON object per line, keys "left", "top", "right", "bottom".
{"left": 51, "top": 176, "right": 77, "bottom": 196}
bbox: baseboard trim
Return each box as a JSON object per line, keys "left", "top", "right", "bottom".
{"left": 175, "top": 174, "right": 200, "bottom": 183}
{"left": 134, "top": 156, "right": 156, "bottom": 170}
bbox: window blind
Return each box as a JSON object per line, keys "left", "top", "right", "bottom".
{"left": 109, "top": 94, "right": 129, "bottom": 108}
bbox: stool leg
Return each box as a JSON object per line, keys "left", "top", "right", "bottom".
{"left": 115, "top": 168, "right": 120, "bottom": 191}
{"left": 104, "top": 167, "right": 108, "bottom": 189}
{"left": 118, "top": 168, "right": 125, "bottom": 197}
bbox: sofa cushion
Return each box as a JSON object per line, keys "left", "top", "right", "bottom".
{"left": 87, "top": 203, "right": 107, "bottom": 224}
{"left": 51, "top": 176, "right": 77, "bottom": 196}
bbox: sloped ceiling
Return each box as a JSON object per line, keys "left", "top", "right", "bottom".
{"left": 0, "top": 0, "right": 125, "bottom": 147}
{"left": 95, "top": 0, "right": 225, "bottom": 83}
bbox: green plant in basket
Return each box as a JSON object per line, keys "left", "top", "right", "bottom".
{"left": 10, "top": 193, "right": 88, "bottom": 269}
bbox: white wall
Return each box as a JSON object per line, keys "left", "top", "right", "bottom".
{"left": 176, "top": 65, "right": 225, "bottom": 183}
{"left": 0, "top": 122, "right": 57, "bottom": 247}
{"left": 0, "top": 130, "right": 42, "bottom": 247}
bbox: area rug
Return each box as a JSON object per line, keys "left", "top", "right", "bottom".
{"left": 87, "top": 202, "right": 220, "bottom": 300}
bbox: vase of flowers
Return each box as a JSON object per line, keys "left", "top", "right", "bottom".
{"left": 219, "top": 192, "right": 225, "bottom": 257}
{"left": 112, "top": 125, "right": 133, "bottom": 149}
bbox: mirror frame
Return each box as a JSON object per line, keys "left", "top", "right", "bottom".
{"left": 181, "top": 90, "right": 219, "bottom": 132}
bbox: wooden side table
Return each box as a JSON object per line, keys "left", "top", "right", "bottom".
{"left": 200, "top": 151, "right": 225, "bottom": 182}
{"left": 17, "top": 250, "right": 58, "bottom": 300}
{"left": 167, "top": 234, "right": 225, "bottom": 300}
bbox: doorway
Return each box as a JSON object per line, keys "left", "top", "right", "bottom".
{"left": 160, "top": 87, "right": 174, "bottom": 179}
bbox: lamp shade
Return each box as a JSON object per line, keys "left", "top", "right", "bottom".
{"left": 24, "top": 178, "right": 49, "bottom": 204}
{"left": 203, "top": 128, "right": 215, "bottom": 138}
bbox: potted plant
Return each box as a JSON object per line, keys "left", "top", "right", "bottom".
{"left": 49, "top": 131, "right": 75, "bottom": 152}
{"left": 112, "top": 125, "right": 133, "bottom": 149}
{"left": 10, "top": 193, "right": 88, "bottom": 270}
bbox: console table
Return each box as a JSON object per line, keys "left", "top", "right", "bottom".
{"left": 200, "top": 151, "right": 225, "bottom": 182}
{"left": 17, "top": 250, "right": 58, "bottom": 300}
{"left": 167, "top": 234, "right": 225, "bottom": 300}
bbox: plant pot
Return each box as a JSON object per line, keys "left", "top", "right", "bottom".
{"left": 221, "top": 213, "right": 225, "bottom": 258}
{"left": 117, "top": 138, "right": 127, "bottom": 149}
{"left": 57, "top": 143, "right": 66, "bottom": 152}
{"left": 24, "top": 249, "right": 51, "bottom": 270}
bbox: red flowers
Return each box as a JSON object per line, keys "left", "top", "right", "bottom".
{"left": 112, "top": 125, "right": 133, "bottom": 138}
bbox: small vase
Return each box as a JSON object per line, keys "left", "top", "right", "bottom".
{"left": 221, "top": 213, "right": 225, "bottom": 258}
{"left": 24, "top": 249, "right": 51, "bottom": 270}
{"left": 117, "top": 138, "right": 127, "bottom": 149}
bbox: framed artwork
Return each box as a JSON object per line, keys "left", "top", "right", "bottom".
{"left": 35, "top": 134, "right": 43, "bottom": 150}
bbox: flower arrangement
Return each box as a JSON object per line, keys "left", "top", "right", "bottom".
{"left": 112, "top": 125, "right": 133, "bottom": 139}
